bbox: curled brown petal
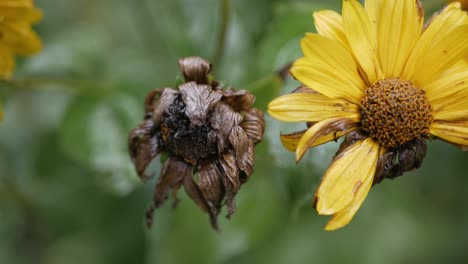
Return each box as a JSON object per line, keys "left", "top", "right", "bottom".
{"left": 198, "top": 161, "right": 225, "bottom": 230}
{"left": 152, "top": 88, "right": 179, "bottom": 125}
{"left": 222, "top": 87, "right": 255, "bottom": 112}
{"left": 144, "top": 89, "right": 163, "bottom": 119}
{"left": 240, "top": 108, "right": 265, "bottom": 143}
{"left": 217, "top": 152, "right": 240, "bottom": 218}
{"left": 178, "top": 56, "right": 212, "bottom": 84}
{"left": 229, "top": 125, "right": 250, "bottom": 171}
{"left": 179, "top": 82, "right": 222, "bottom": 126}
{"left": 128, "top": 119, "right": 162, "bottom": 180}
{"left": 211, "top": 102, "right": 243, "bottom": 153}
{"left": 183, "top": 171, "right": 209, "bottom": 213}
{"left": 146, "top": 158, "right": 192, "bottom": 228}
{"left": 239, "top": 141, "right": 255, "bottom": 182}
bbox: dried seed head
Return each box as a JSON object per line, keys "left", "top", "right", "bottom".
{"left": 360, "top": 78, "right": 433, "bottom": 148}
{"left": 128, "top": 56, "right": 265, "bottom": 231}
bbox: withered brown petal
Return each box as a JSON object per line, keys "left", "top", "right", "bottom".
{"left": 183, "top": 171, "right": 209, "bottom": 213}
{"left": 198, "top": 161, "right": 225, "bottom": 230}
{"left": 144, "top": 89, "right": 163, "bottom": 119}
{"left": 217, "top": 152, "right": 240, "bottom": 217}
{"left": 147, "top": 158, "right": 192, "bottom": 227}
{"left": 178, "top": 56, "right": 212, "bottom": 84}
{"left": 152, "top": 158, "right": 192, "bottom": 208}
{"left": 179, "top": 82, "right": 222, "bottom": 126}
{"left": 211, "top": 102, "right": 243, "bottom": 153}
{"left": 292, "top": 84, "right": 319, "bottom": 94}
{"left": 128, "top": 119, "right": 162, "bottom": 179}
{"left": 239, "top": 141, "right": 255, "bottom": 182}
{"left": 152, "top": 88, "right": 179, "bottom": 125}
{"left": 240, "top": 108, "right": 265, "bottom": 143}
{"left": 222, "top": 87, "right": 256, "bottom": 112}
{"left": 229, "top": 125, "right": 250, "bottom": 171}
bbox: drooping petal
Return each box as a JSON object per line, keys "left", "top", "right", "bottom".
{"left": 403, "top": 3, "right": 468, "bottom": 85}
{"left": 281, "top": 125, "right": 356, "bottom": 153}
{"left": 240, "top": 108, "right": 264, "bottom": 143}
{"left": 365, "top": 0, "right": 423, "bottom": 78}
{"left": 313, "top": 10, "right": 352, "bottom": 52}
{"left": 179, "top": 82, "right": 222, "bottom": 126}
{"left": 143, "top": 89, "right": 163, "bottom": 118}
{"left": 342, "top": 0, "right": 382, "bottom": 84}
{"left": 268, "top": 92, "right": 359, "bottom": 122}
{"left": 239, "top": 141, "right": 255, "bottom": 182}
{"left": 430, "top": 121, "right": 468, "bottom": 149}
{"left": 217, "top": 151, "right": 240, "bottom": 218}
{"left": 128, "top": 120, "right": 162, "bottom": 179}
{"left": 152, "top": 158, "right": 192, "bottom": 209}
{"left": 146, "top": 158, "right": 192, "bottom": 227}
{"left": 315, "top": 138, "right": 379, "bottom": 216}
{"left": 198, "top": 161, "right": 225, "bottom": 230}
{"left": 291, "top": 33, "right": 365, "bottom": 103}
{"left": 296, "top": 117, "right": 359, "bottom": 162}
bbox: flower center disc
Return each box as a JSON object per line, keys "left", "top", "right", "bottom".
{"left": 360, "top": 78, "right": 433, "bottom": 148}
{"left": 160, "top": 96, "right": 218, "bottom": 164}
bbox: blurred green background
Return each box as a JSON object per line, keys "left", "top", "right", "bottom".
{"left": 1, "top": 0, "right": 467, "bottom": 263}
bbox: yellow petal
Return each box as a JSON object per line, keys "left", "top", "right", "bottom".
{"left": 0, "top": 21, "right": 42, "bottom": 55}
{"left": 403, "top": 3, "right": 468, "bottom": 84}
{"left": 366, "top": 0, "right": 423, "bottom": 78}
{"left": 342, "top": 0, "right": 382, "bottom": 84}
{"left": 281, "top": 126, "right": 356, "bottom": 152}
{"left": 432, "top": 89, "right": 468, "bottom": 121}
{"left": 430, "top": 121, "right": 468, "bottom": 148}
{"left": 267, "top": 92, "right": 359, "bottom": 122}
{"left": 325, "top": 146, "right": 386, "bottom": 231}
{"left": 0, "top": 45, "right": 15, "bottom": 79}
{"left": 411, "top": 25, "right": 468, "bottom": 87}
{"left": 0, "top": 4, "right": 42, "bottom": 22}
{"left": 316, "top": 138, "right": 379, "bottom": 215}
{"left": 313, "top": 10, "right": 351, "bottom": 51}
{"left": 296, "top": 117, "right": 359, "bottom": 162}
{"left": 424, "top": 60, "right": 468, "bottom": 102}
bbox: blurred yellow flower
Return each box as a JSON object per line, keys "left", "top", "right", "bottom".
{"left": 268, "top": 0, "right": 468, "bottom": 230}
{"left": 0, "top": 0, "right": 42, "bottom": 80}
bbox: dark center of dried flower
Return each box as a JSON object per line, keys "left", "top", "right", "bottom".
{"left": 160, "top": 96, "right": 218, "bottom": 164}
{"left": 360, "top": 78, "right": 433, "bottom": 148}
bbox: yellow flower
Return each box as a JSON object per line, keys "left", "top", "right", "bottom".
{"left": 268, "top": 0, "right": 468, "bottom": 231}
{"left": 0, "top": 0, "right": 42, "bottom": 80}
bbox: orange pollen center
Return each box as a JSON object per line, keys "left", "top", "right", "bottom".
{"left": 360, "top": 78, "right": 433, "bottom": 148}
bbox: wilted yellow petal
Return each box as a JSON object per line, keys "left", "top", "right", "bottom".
{"left": 281, "top": 126, "right": 356, "bottom": 152}
{"left": 316, "top": 138, "right": 379, "bottom": 215}
{"left": 342, "top": 0, "right": 382, "bottom": 84}
{"left": 430, "top": 121, "right": 468, "bottom": 148}
{"left": 267, "top": 92, "right": 359, "bottom": 122}
{"left": 296, "top": 117, "right": 359, "bottom": 162}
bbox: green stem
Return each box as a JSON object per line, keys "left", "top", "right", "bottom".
{"left": 212, "top": 0, "right": 232, "bottom": 69}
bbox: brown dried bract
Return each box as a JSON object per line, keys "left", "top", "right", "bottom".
{"left": 128, "top": 56, "right": 265, "bottom": 231}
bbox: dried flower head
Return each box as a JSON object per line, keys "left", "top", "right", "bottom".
{"left": 129, "top": 56, "right": 264, "bottom": 230}
{"left": 0, "top": 0, "right": 42, "bottom": 79}
{"left": 268, "top": 0, "right": 468, "bottom": 230}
